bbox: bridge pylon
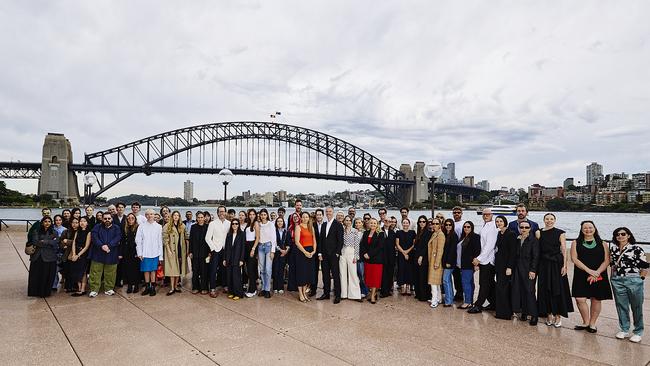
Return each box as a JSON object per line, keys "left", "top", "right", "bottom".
{"left": 39, "top": 133, "right": 80, "bottom": 203}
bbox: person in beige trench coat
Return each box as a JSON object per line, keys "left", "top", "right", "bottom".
{"left": 427, "top": 219, "right": 446, "bottom": 307}
{"left": 163, "top": 211, "right": 188, "bottom": 295}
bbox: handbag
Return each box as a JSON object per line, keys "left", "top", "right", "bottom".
{"left": 25, "top": 245, "right": 36, "bottom": 255}
{"left": 156, "top": 262, "right": 165, "bottom": 280}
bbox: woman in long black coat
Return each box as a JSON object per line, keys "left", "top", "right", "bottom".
{"left": 189, "top": 212, "right": 210, "bottom": 294}
{"left": 494, "top": 216, "right": 517, "bottom": 320}
{"left": 223, "top": 219, "right": 246, "bottom": 299}
{"left": 511, "top": 222, "right": 540, "bottom": 325}
{"left": 413, "top": 215, "right": 432, "bottom": 302}
{"left": 121, "top": 214, "right": 141, "bottom": 294}
{"left": 27, "top": 216, "right": 59, "bottom": 298}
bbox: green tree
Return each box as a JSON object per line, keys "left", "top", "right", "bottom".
{"left": 545, "top": 198, "right": 572, "bottom": 211}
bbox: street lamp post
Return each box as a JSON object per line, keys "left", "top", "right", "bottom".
{"left": 217, "top": 169, "right": 234, "bottom": 204}
{"left": 83, "top": 174, "right": 97, "bottom": 205}
{"left": 424, "top": 162, "right": 443, "bottom": 218}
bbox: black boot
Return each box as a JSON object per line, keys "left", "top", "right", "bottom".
{"left": 529, "top": 317, "right": 538, "bottom": 326}
{"left": 149, "top": 283, "right": 156, "bottom": 296}
{"left": 126, "top": 285, "right": 133, "bottom": 294}
{"left": 141, "top": 284, "right": 151, "bottom": 296}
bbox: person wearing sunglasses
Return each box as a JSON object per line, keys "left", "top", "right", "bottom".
{"left": 609, "top": 227, "right": 648, "bottom": 343}
{"left": 426, "top": 218, "right": 446, "bottom": 308}
{"left": 188, "top": 212, "right": 210, "bottom": 294}
{"left": 536, "top": 213, "right": 573, "bottom": 327}
{"left": 413, "top": 215, "right": 433, "bottom": 302}
{"left": 27, "top": 216, "right": 59, "bottom": 297}
{"left": 511, "top": 221, "right": 540, "bottom": 325}
{"left": 571, "top": 221, "right": 612, "bottom": 333}
{"left": 441, "top": 219, "right": 459, "bottom": 307}
{"left": 468, "top": 208, "right": 498, "bottom": 314}
{"left": 88, "top": 212, "right": 122, "bottom": 298}
{"left": 457, "top": 221, "right": 481, "bottom": 309}
{"left": 493, "top": 215, "right": 517, "bottom": 320}
{"left": 223, "top": 219, "right": 246, "bottom": 300}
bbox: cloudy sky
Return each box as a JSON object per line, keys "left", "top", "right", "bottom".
{"left": 1, "top": 1, "right": 649, "bottom": 200}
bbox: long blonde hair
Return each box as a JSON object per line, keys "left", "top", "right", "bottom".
{"left": 165, "top": 210, "right": 185, "bottom": 235}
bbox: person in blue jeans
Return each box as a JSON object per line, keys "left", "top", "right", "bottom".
{"left": 441, "top": 219, "right": 459, "bottom": 306}
{"left": 456, "top": 221, "right": 481, "bottom": 309}
{"left": 609, "top": 227, "right": 648, "bottom": 343}
{"left": 353, "top": 218, "right": 368, "bottom": 297}
{"left": 257, "top": 209, "right": 277, "bottom": 298}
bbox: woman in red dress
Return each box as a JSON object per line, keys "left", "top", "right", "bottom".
{"left": 361, "top": 218, "right": 384, "bottom": 304}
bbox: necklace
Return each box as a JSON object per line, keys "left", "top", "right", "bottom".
{"left": 582, "top": 240, "right": 597, "bottom": 249}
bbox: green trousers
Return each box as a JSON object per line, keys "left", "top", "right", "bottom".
{"left": 89, "top": 261, "right": 117, "bottom": 293}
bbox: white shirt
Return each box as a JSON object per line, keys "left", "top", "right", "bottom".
{"left": 135, "top": 221, "right": 163, "bottom": 260}
{"left": 259, "top": 221, "right": 278, "bottom": 252}
{"left": 454, "top": 219, "right": 463, "bottom": 239}
{"left": 476, "top": 220, "right": 498, "bottom": 265}
{"left": 205, "top": 219, "right": 230, "bottom": 252}
{"left": 325, "top": 218, "right": 334, "bottom": 237}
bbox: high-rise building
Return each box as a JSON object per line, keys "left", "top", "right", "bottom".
{"left": 277, "top": 190, "right": 287, "bottom": 202}
{"left": 586, "top": 162, "right": 603, "bottom": 186}
{"left": 476, "top": 180, "right": 490, "bottom": 191}
{"left": 563, "top": 178, "right": 574, "bottom": 190}
{"left": 263, "top": 192, "right": 274, "bottom": 206}
{"left": 183, "top": 180, "right": 194, "bottom": 201}
{"left": 242, "top": 190, "right": 251, "bottom": 201}
{"left": 440, "top": 162, "right": 457, "bottom": 184}
{"left": 463, "top": 176, "right": 474, "bottom": 187}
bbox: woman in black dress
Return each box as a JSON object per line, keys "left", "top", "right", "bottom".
{"left": 395, "top": 218, "right": 415, "bottom": 296}
{"left": 69, "top": 217, "right": 91, "bottom": 296}
{"left": 511, "top": 221, "right": 540, "bottom": 325}
{"left": 571, "top": 220, "right": 612, "bottom": 333}
{"left": 122, "top": 213, "right": 141, "bottom": 294}
{"left": 27, "top": 216, "right": 59, "bottom": 297}
{"left": 189, "top": 212, "right": 210, "bottom": 294}
{"left": 536, "top": 213, "right": 573, "bottom": 327}
{"left": 60, "top": 218, "right": 79, "bottom": 293}
{"left": 224, "top": 219, "right": 245, "bottom": 300}
{"left": 413, "top": 215, "right": 432, "bottom": 302}
{"left": 494, "top": 215, "right": 516, "bottom": 320}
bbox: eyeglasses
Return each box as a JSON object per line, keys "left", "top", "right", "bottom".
{"left": 418, "top": 220, "right": 426, "bottom": 224}
{"left": 432, "top": 223, "right": 440, "bottom": 225}
{"left": 444, "top": 224, "right": 453, "bottom": 227}
{"left": 463, "top": 226, "right": 471, "bottom": 229}
{"left": 616, "top": 232, "right": 627, "bottom": 237}
{"left": 453, "top": 211, "right": 461, "bottom": 215}
{"left": 232, "top": 223, "right": 239, "bottom": 226}
{"left": 519, "top": 226, "right": 530, "bottom": 229}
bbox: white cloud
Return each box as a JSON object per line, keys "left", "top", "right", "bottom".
{"left": 1, "top": 1, "right": 649, "bottom": 198}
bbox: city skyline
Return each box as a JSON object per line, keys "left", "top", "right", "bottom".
{"left": 1, "top": 2, "right": 649, "bottom": 199}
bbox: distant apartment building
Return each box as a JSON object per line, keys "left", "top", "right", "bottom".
{"left": 476, "top": 180, "right": 490, "bottom": 191}
{"left": 277, "top": 190, "right": 287, "bottom": 202}
{"left": 586, "top": 162, "right": 604, "bottom": 186}
{"left": 263, "top": 192, "right": 274, "bottom": 206}
{"left": 632, "top": 172, "right": 650, "bottom": 190}
{"left": 528, "top": 184, "right": 564, "bottom": 208}
{"left": 242, "top": 190, "right": 251, "bottom": 201}
{"left": 440, "top": 162, "right": 458, "bottom": 184}
{"left": 596, "top": 191, "right": 627, "bottom": 205}
{"left": 563, "top": 178, "right": 574, "bottom": 190}
{"left": 565, "top": 191, "right": 593, "bottom": 204}
{"left": 462, "top": 176, "right": 474, "bottom": 187}
{"left": 183, "top": 180, "right": 194, "bottom": 201}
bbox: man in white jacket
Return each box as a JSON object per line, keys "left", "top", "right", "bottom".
{"left": 205, "top": 206, "right": 230, "bottom": 297}
{"left": 136, "top": 209, "right": 163, "bottom": 296}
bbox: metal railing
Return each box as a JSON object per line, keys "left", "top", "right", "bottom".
{"left": 0, "top": 219, "right": 37, "bottom": 232}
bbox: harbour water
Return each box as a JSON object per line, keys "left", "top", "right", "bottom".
{"left": 1, "top": 207, "right": 648, "bottom": 242}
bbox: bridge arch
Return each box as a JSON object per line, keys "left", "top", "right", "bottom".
{"left": 83, "top": 121, "right": 411, "bottom": 205}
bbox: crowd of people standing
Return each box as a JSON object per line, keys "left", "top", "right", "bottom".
{"left": 24, "top": 202, "right": 647, "bottom": 343}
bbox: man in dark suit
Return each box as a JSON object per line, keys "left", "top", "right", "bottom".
{"left": 317, "top": 207, "right": 344, "bottom": 303}
{"left": 111, "top": 202, "right": 127, "bottom": 287}
{"left": 311, "top": 208, "right": 325, "bottom": 297}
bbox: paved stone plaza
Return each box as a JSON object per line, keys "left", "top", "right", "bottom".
{"left": 2, "top": 228, "right": 650, "bottom": 365}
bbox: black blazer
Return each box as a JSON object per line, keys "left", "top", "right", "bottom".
{"left": 313, "top": 221, "right": 325, "bottom": 249}
{"left": 189, "top": 223, "right": 210, "bottom": 259}
{"left": 112, "top": 214, "right": 127, "bottom": 229}
{"left": 414, "top": 230, "right": 433, "bottom": 263}
{"left": 360, "top": 231, "right": 384, "bottom": 264}
{"left": 458, "top": 232, "right": 481, "bottom": 269}
{"left": 494, "top": 229, "right": 517, "bottom": 272}
{"left": 275, "top": 228, "right": 290, "bottom": 251}
{"left": 30, "top": 228, "right": 59, "bottom": 263}
{"left": 442, "top": 232, "right": 459, "bottom": 269}
{"left": 382, "top": 229, "right": 397, "bottom": 264}
{"left": 319, "top": 220, "right": 344, "bottom": 256}
{"left": 224, "top": 230, "right": 245, "bottom": 266}
{"left": 514, "top": 234, "right": 540, "bottom": 274}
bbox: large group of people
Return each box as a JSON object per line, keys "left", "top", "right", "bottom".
{"left": 24, "top": 202, "right": 647, "bottom": 343}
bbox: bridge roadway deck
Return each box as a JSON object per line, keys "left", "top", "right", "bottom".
{"left": 2, "top": 228, "right": 650, "bottom": 366}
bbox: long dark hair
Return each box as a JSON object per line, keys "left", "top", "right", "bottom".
{"left": 246, "top": 208, "right": 258, "bottom": 232}
{"left": 230, "top": 218, "right": 240, "bottom": 234}
{"left": 443, "top": 218, "right": 455, "bottom": 236}
{"left": 612, "top": 227, "right": 636, "bottom": 245}
{"left": 576, "top": 220, "right": 603, "bottom": 245}
{"left": 124, "top": 213, "right": 139, "bottom": 235}
{"left": 415, "top": 215, "right": 428, "bottom": 242}
{"left": 39, "top": 216, "right": 54, "bottom": 234}
{"left": 460, "top": 221, "right": 475, "bottom": 246}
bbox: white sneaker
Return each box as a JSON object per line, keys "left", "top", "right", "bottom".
{"left": 630, "top": 335, "right": 642, "bottom": 343}
{"left": 274, "top": 290, "right": 278, "bottom": 294}
{"left": 616, "top": 331, "right": 630, "bottom": 339}
{"left": 430, "top": 301, "right": 438, "bottom": 308}
{"left": 278, "top": 290, "right": 284, "bottom": 294}
{"left": 554, "top": 320, "right": 562, "bottom": 328}
{"left": 89, "top": 291, "right": 98, "bottom": 298}
{"left": 245, "top": 291, "right": 257, "bottom": 298}
{"left": 104, "top": 290, "right": 115, "bottom": 296}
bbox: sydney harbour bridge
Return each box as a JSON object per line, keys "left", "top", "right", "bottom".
{"left": 0, "top": 122, "right": 484, "bottom": 206}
